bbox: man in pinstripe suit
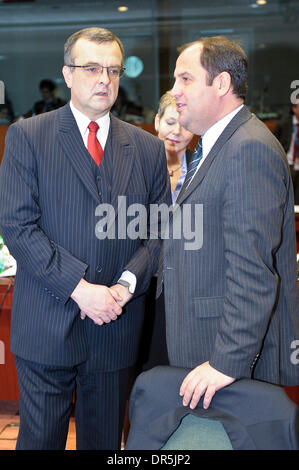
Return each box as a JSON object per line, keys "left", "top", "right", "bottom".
{"left": 0, "top": 28, "right": 170, "bottom": 449}
{"left": 161, "top": 37, "right": 299, "bottom": 411}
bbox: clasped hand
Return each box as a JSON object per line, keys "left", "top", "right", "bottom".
{"left": 71, "top": 278, "right": 132, "bottom": 325}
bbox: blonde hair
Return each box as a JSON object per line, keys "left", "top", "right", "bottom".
{"left": 157, "top": 91, "right": 176, "bottom": 119}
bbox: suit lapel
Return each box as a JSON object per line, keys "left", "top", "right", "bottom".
{"left": 176, "top": 106, "right": 253, "bottom": 205}
{"left": 58, "top": 107, "right": 136, "bottom": 212}
{"left": 58, "top": 104, "right": 101, "bottom": 204}
{"left": 109, "top": 115, "right": 135, "bottom": 216}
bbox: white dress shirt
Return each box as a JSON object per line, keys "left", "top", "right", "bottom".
{"left": 190, "top": 104, "right": 244, "bottom": 183}
{"left": 70, "top": 101, "right": 110, "bottom": 150}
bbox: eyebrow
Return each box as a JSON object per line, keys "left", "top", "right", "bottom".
{"left": 80, "top": 62, "right": 121, "bottom": 67}
{"left": 174, "top": 71, "right": 193, "bottom": 79}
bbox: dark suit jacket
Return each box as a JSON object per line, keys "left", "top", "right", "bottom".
{"left": 0, "top": 103, "right": 170, "bottom": 370}
{"left": 162, "top": 105, "right": 299, "bottom": 386}
{"left": 126, "top": 366, "right": 299, "bottom": 450}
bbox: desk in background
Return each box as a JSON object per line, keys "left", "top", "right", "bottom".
{"left": 0, "top": 277, "right": 18, "bottom": 400}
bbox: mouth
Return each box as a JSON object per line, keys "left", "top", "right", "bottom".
{"left": 93, "top": 91, "right": 108, "bottom": 97}
{"left": 176, "top": 103, "right": 185, "bottom": 113}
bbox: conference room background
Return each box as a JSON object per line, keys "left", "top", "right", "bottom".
{"left": 0, "top": 0, "right": 299, "bottom": 123}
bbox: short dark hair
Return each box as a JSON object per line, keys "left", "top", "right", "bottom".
{"left": 179, "top": 36, "right": 248, "bottom": 99}
{"left": 64, "top": 27, "right": 125, "bottom": 66}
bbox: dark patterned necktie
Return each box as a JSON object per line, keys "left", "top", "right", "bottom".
{"left": 184, "top": 138, "right": 203, "bottom": 187}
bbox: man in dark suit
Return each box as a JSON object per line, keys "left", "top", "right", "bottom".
{"left": 273, "top": 103, "right": 299, "bottom": 204}
{"left": 161, "top": 36, "right": 299, "bottom": 411}
{"left": 0, "top": 27, "right": 170, "bottom": 450}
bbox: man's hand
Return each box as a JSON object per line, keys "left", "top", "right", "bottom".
{"left": 71, "top": 278, "right": 123, "bottom": 325}
{"left": 110, "top": 283, "right": 133, "bottom": 307}
{"left": 180, "top": 361, "right": 235, "bottom": 410}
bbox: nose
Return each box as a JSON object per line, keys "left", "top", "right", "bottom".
{"left": 97, "top": 68, "right": 111, "bottom": 85}
{"left": 171, "top": 79, "right": 180, "bottom": 99}
{"left": 173, "top": 122, "right": 181, "bottom": 135}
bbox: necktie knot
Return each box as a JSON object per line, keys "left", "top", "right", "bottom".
{"left": 88, "top": 121, "right": 99, "bottom": 133}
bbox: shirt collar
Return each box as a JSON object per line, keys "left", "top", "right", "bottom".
{"left": 202, "top": 104, "right": 244, "bottom": 158}
{"left": 69, "top": 100, "right": 110, "bottom": 147}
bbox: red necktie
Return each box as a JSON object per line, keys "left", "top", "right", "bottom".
{"left": 293, "top": 123, "right": 299, "bottom": 164}
{"left": 87, "top": 121, "right": 103, "bottom": 166}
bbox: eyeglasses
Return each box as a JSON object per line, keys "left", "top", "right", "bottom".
{"left": 66, "top": 64, "right": 125, "bottom": 79}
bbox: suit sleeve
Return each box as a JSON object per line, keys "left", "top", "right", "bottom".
{"left": 209, "top": 138, "right": 291, "bottom": 379}
{"left": 116, "top": 140, "right": 172, "bottom": 296}
{"left": 0, "top": 124, "right": 88, "bottom": 303}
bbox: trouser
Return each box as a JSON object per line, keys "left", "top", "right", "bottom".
{"left": 14, "top": 355, "right": 132, "bottom": 450}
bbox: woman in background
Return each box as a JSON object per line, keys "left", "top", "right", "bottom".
{"left": 155, "top": 91, "right": 194, "bottom": 203}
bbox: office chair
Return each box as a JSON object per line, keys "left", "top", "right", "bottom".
{"left": 126, "top": 366, "right": 299, "bottom": 450}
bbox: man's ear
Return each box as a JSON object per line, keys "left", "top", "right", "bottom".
{"left": 214, "top": 71, "right": 231, "bottom": 97}
{"left": 62, "top": 65, "right": 73, "bottom": 89}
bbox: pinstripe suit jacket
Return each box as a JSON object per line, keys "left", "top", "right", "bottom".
{"left": 162, "top": 105, "right": 299, "bottom": 386}
{"left": 0, "top": 103, "right": 170, "bottom": 369}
